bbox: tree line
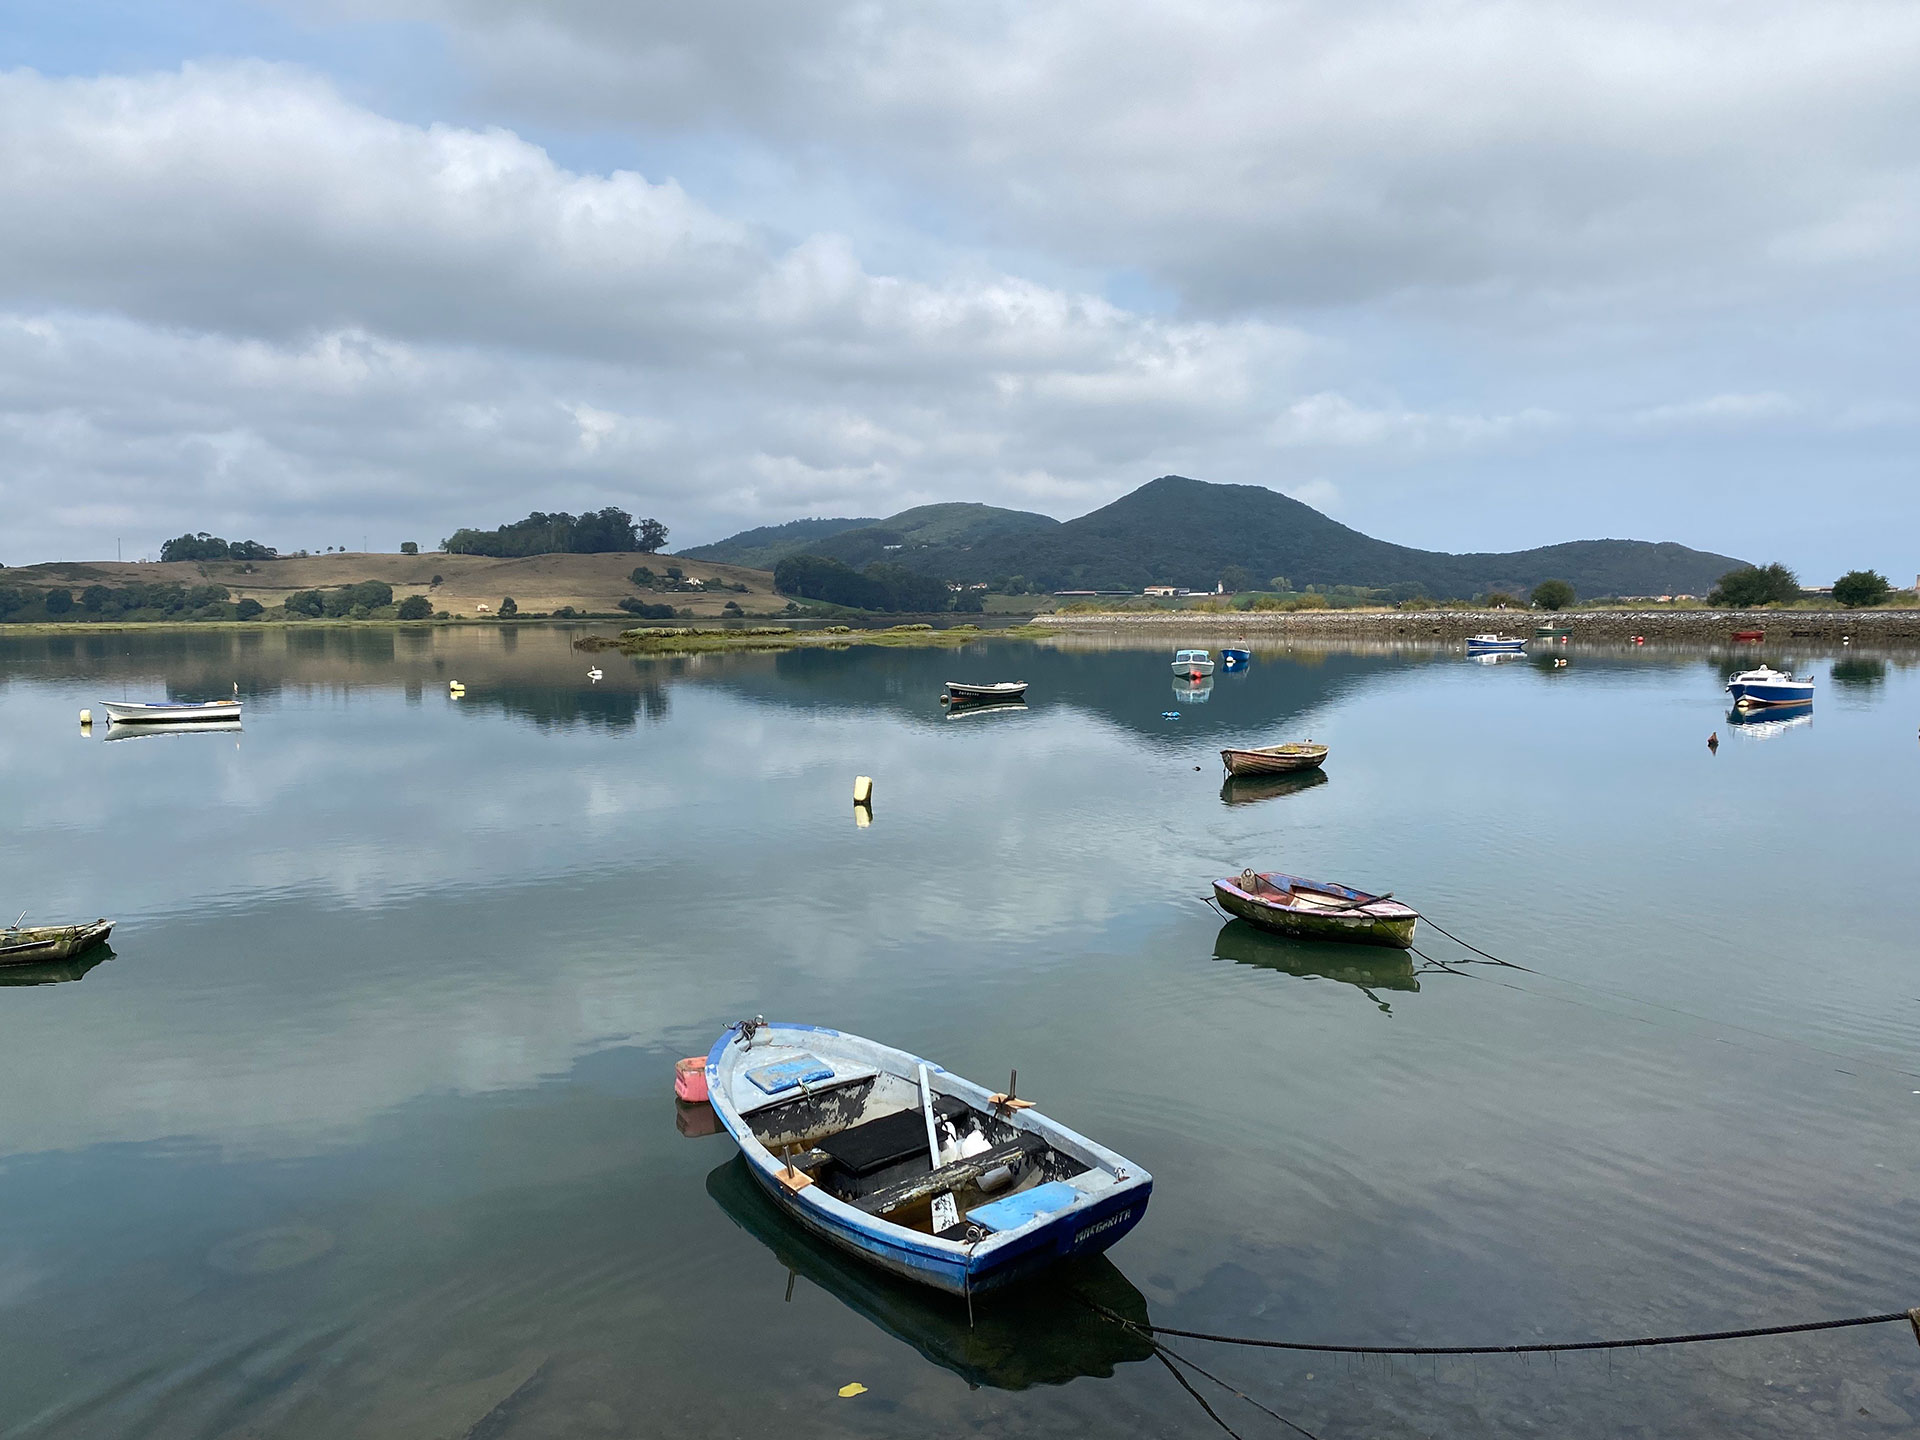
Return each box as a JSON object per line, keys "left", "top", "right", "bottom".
{"left": 773, "top": 555, "right": 956, "bottom": 612}
{"left": 442, "top": 509, "right": 668, "bottom": 557}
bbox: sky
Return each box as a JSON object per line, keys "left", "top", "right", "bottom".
{"left": 1, "top": 1, "right": 1916, "bottom": 578}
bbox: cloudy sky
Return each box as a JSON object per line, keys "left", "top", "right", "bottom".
{"left": 3, "top": 1, "right": 1916, "bottom": 576}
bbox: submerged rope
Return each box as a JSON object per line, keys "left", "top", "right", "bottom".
{"left": 1085, "top": 1296, "right": 1920, "bottom": 1358}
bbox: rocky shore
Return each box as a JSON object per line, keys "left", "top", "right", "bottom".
{"left": 1034, "top": 607, "right": 1920, "bottom": 646}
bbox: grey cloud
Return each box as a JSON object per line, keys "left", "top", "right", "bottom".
{"left": 376, "top": 0, "right": 1920, "bottom": 309}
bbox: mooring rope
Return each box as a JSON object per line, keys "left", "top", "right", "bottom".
{"left": 1083, "top": 1296, "right": 1920, "bottom": 1357}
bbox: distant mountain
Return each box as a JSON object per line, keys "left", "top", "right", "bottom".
{"left": 685, "top": 502, "right": 1059, "bottom": 572}
{"left": 746, "top": 477, "right": 1743, "bottom": 599}
{"left": 679, "top": 516, "right": 879, "bottom": 570}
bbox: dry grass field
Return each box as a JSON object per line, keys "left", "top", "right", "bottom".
{"left": 9, "top": 551, "right": 781, "bottom": 618}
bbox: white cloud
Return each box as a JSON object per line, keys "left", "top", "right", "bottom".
{"left": 1269, "top": 392, "right": 1556, "bottom": 451}
{"left": 0, "top": 65, "right": 1320, "bottom": 559}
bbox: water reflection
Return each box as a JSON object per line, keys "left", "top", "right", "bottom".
{"left": 1725, "top": 702, "right": 1814, "bottom": 738}
{"left": 103, "top": 719, "right": 243, "bottom": 742}
{"left": 1212, "top": 921, "right": 1420, "bottom": 1012}
{"left": 1830, "top": 657, "right": 1887, "bottom": 688}
{"left": 705, "top": 1156, "right": 1154, "bottom": 1389}
{"left": 1172, "top": 676, "right": 1214, "bottom": 704}
{"left": 0, "top": 944, "right": 114, "bottom": 986}
{"left": 1218, "top": 770, "right": 1330, "bottom": 806}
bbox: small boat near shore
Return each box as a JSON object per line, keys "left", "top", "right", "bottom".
{"left": 705, "top": 1020, "right": 1150, "bottom": 1297}
{"left": 1731, "top": 629, "right": 1765, "bottom": 643}
{"left": 1219, "top": 647, "right": 1251, "bottom": 670}
{"left": 1219, "top": 741, "right": 1328, "bottom": 777}
{"left": 1533, "top": 622, "right": 1572, "bottom": 640}
{"left": 945, "top": 681, "right": 1029, "bottom": 704}
{"left": 1466, "top": 634, "right": 1526, "bottom": 653}
{"left": 1172, "top": 649, "right": 1214, "bottom": 676}
{"left": 1725, "top": 665, "right": 1815, "bottom": 707}
{"left": 101, "top": 699, "right": 242, "bottom": 725}
{"left": 0, "top": 919, "right": 114, "bottom": 967}
{"left": 1212, "top": 871, "right": 1417, "bottom": 949}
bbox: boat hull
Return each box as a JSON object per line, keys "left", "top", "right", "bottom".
{"left": 945, "top": 681, "right": 1029, "bottom": 702}
{"left": 707, "top": 1023, "right": 1151, "bottom": 1297}
{"left": 1466, "top": 637, "right": 1526, "bottom": 653}
{"left": 1726, "top": 680, "right": 1815, "bottom": 706}
{"left": 1219, "top": 648, "right": 1251, "bottom": 670}
{"left": 101, "top": 700, "right": 242, "bottom": 724}
{"left": 1213, "top": 878, "right": 1416, "bottom": 949}
{"left": 1220, "top": 744, "right": 1328, "bottom": 777}
{"left": 0, "top": 920, "right": 113, "bottom": 967}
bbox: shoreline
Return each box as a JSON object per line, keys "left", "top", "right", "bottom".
{"left": 1034, "top": 607, "right": 1920, "bottom": 645}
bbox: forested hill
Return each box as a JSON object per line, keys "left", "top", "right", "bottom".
{"left": 678, "top": 516, "right": 878, "bottom": 570}
{"left": 683, "top": 502, "right": 1058, "bottom": 572}
{"left": 704, "top": 477, "right": 1745, "bottom": 597}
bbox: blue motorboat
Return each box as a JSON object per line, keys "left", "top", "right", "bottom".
{"left": 705, "top": 1021, "right": 1151, "bottom": 1298}
{"left": 1725, "top": 665, "right": 1815, "bottom": 708}
{"left": 1219, "top": 647, "right": 1251, "bottom": 670}
{"left": 1465, "top": 633, "right": 1526, "bottom": 653}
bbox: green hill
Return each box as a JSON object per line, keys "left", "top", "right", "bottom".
{"left": 730, "top": 476, "right": 1744, "bottom": 599}
{"left": 679, "top": 516, "right": 879, "bottom": 570}
{"left": 803, "top": 502, "right": 1059, "bottom": 569}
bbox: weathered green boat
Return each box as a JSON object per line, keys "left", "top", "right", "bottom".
{"left": 1534, "top": 622, "right": 1572, "bottom": 639}
{"left": 1211, "top": 872, "right": 1416, "bottom": 949}
{"left": 0, "top": 919, "right": 114, "bottom": 967}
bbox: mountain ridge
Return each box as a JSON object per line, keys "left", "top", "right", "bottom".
{"left": 692, "top": 477, "right": 1745, "bottom": 598}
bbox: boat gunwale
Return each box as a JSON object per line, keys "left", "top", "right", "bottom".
{"left": 1213, "top": 873, "right": 1415, "bottom": 923}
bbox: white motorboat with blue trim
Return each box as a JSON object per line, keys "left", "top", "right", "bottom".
{"left": 705, "top": 1020, "right": 1150, "bottom": 1297}
{"left": 1173, "top": 649, "right": 1214, "bottom": 676}
{"left": 1725, "top": 666, "right": 1815, "bottom": 708}
{"left": 1465, "top": 633, "right": 1526, "bottom": 653}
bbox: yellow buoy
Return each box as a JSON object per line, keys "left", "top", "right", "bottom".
{"left": 852, "top": 775, "right": 873, "bottom": 806}
{"left": 79, "top": 709, "right": 91, "bottom": 726}
{"left": 853, "top": 802, "right": 872, "bottom": 829}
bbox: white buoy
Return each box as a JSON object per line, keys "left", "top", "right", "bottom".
{"left": 853, "top": 775, "right": 873, "bottom": 806}
{"left": 587, "top": 668, "right": 604, "bottom": 682}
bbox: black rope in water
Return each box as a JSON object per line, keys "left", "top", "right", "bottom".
{"left": 1152, "top": 1339, "right": 1325, "bottom": 1440}
{"left": 1153, "top": 1348, "right": 1247, "bottom": 1440}
{"left": 1084, "top": 1297, "right": 1920, "bottom": 1357}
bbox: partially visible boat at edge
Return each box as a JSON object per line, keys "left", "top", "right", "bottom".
{"left": 101, "top": 699, "right": 242, "bottom": 725}
{"left": 706, "top": 1021, "right": 1151, "bottom": 1297}
{"left": 0, "top": 919, "right": 114, "bottom": 967}
{"left": 1725, "top": 666, "right": 1815, "bottom": 707}
{"left": 1212, "top": 871, "right": 1417, "bottom": 949}
{"left": 1219, "top": 742, "right": 1329, "bottom": 777}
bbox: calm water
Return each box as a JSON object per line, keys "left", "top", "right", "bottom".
{"left": 2, "top": 626, "right": 1918, "bottom": 1438}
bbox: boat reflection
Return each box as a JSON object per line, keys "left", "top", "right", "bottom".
{"left": 1219, "top": 769, "right": 1330, "bottom": 807}
{"left": 0, "top": 944, "right": 114, "bottom": 987}
{"left": 676, "top": 1099, "right": 723, "bottom": 1137}
{"left": 104, "top": 719, "right": 242, "bottom": 742}
{"left": 945, "top": 700, "right": 1030, "bottom": 720}
{"left": 705, "top": 1156, "right": 1154, "bottom": 1389}
{"left": 1212, "top": 920, "right": 1419, "bottom": 1012}
{"left": 1470, "top": 652, "right": 1526, "bottom": 666}
{"left": 1172, "top": 675, "right": 1214, "bottom": 704}
{"left": 1726, "top": 702, "right": 1812, "bottom": 738}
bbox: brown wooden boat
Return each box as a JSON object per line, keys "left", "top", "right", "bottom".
{"left": 1219, "top": 742, "right": 1328, "bottom": 777}
{"left": 1212, "top": 872, "right": 1416, "bottom": 949}
{"left": 0, "top": 919, "right": 114, "bottom": 967}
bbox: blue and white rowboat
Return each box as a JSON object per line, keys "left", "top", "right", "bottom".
{"left": 1219, "top": 647, "right": 1251, "bottom": 670}
{"left": 100, "top": 699, "right": 242, "bottom": 724}
{"left": 705, "top": 1021, "right": 1151, "bottom": 1297}
{"left": 1725, "top": 666, "right": 1815, "bottom": 707}
{"left": 1465, "top": 633, "right": 1526, "bottom": 653}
